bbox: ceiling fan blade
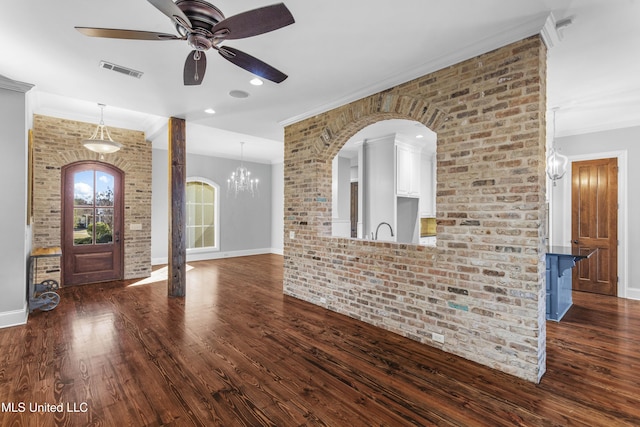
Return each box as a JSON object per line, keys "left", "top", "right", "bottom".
{"left": 75, "top": 27, "right": 181, "bottom": 40}
{"left": 184, "top": 50, "right": 207, "bottom": 85}
{"left": 218, "top": 46, "right": 287, "bottom": 83}
{"left": 211, "top": 3, "right": 294, "bottom": 40}
{"left": 147, "top": 0, "right": 192, "bottom": 30}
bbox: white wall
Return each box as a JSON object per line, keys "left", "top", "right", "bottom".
{"left": 553, "top": 125, "right": 639, "bottom": 299}
{"left": 151, "top": 148, "right": 274, "bottom": 264}
{"left": 0, "top": 77, "right": 32, "bottom": 328}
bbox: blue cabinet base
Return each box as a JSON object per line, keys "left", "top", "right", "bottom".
{"left": 545, "top": 247, "right": 594, "bottom": 322}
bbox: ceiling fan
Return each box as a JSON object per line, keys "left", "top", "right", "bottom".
{"left": 75, "top": 0, "right": 294, "bottom": 85}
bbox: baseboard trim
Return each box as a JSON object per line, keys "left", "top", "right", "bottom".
{"left": 152, "top": 248, "right": 282, "bottom": 266}
{"left": 0, "top": 301, "right": 28, "bottom": 329}
{"left": 625, "top": 288, "right": 640, "bottom": 301}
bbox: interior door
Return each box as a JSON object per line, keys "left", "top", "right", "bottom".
{"left": 350, "top": 182, "right": 358, "bottom": 238}
{"left": 62, "top": 162, "right": 124, "bottom": 286}
{"left": 571, "top": 158, "right": 618, "bottom": 296}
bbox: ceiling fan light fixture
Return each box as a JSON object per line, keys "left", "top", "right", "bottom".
{"left": 250, "top": 78, "right": 263, "bottom": 86}
{"left": 82, "top": 104, "right": 123, "bottom": 154}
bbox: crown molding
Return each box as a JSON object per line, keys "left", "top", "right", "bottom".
{"left": 0, "top": 74, "right": 34, "bottom": 93}
{"left": 540, "top": 13, "right": 562, "bottom": 49}
{"left": 280, "top": 13, "right": 554, "bottom": 128}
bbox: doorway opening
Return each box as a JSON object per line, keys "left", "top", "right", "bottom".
{"left": 62, "top": 161, "right": 124, "bottom": 286}
{"left": 549, "top": 150, "right": 628, "bottom": 298}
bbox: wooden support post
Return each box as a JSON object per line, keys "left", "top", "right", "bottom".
{"left": 168, "top": 117, "right": 186, "bottom": 297}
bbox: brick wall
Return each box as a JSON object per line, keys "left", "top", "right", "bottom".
{"left": 31, "top": 114, "right": 152, "bottom": 285}
{"left": 283, "top": 37, "right": 547, "bottom": 382}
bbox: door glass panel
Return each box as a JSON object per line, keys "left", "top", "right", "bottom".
{"left": 74, "top": 208, "right": 94, "bottom": 245}
{"left": 95, "top": 208, "right": 114, "bottom": 244}
{"left": 96, "top": 171, "right": 115, "bottom": 206}
{"left": 74, "top": 170, "right": 94, "bottom": 207}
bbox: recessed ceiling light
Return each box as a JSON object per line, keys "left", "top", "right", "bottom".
{"left": 416, "top": 134, "right": 424, "bottom": 139}
{"left": 250, "top": 78, "right": 263, "bottom": 86}
{"left": 229, "top": 90, "right": 250, "bottom": 99}
{"left": 204, "top": 108, "right": 216, "bottom": 114}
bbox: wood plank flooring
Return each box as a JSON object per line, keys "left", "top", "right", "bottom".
{"left": 1, "top": 254, "right": 639, "bottom": 426}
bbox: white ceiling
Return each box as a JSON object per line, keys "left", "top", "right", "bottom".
{"left": 1, "top": 0, "right": 639, "bottom": 163}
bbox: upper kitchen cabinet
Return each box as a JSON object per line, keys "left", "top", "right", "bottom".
{"left": 395, "top": 141, "right": 421, "bottom": 197}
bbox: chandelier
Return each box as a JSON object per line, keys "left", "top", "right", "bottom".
{"left": 227, "top": 142, "right": 258, "bottom": 196}
{"left": 82, "top": 103, "right": 122, "bottom": 154}
{"left": 546, "top": 109, "right": 568, "bottom": 186}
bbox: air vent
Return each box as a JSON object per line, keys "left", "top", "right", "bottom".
{"left": 99, "top": 60, "right": 143, "bottom": 79}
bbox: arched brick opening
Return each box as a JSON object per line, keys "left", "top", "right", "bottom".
{"left": 310, "top": 97, "right": 447, "bottom": 239}
{"left": 284, "top": 37, "right": 547, "bottom": 382}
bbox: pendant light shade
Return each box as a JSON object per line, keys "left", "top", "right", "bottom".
{"left": 82, "top": 104, "right": 122, "bottom": 154}
{"left": 546, "top": 147, "right": 568, "bottom": 184}
{"left": 546, "top": 109, "right": 568, "bottom": 186}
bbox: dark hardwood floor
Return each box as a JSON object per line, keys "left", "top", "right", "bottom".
{"left": 1, "top": 254, "right": 639, "bottom": 426}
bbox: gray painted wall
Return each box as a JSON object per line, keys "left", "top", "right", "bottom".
{"left": 151, "top": 149, "right": 273, "bottom": 264}
{"left": 271, "top": 162, "right": 284, "bottom": 254}
{"left": 0, "top": 85, "right": 29, "bottom": 327}
{"left": 553, "top": 125, "right": 639, "bottom": 299}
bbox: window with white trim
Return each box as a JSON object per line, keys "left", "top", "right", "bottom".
{"left": 186, "top": 178, "right": 220, "bottom": 251}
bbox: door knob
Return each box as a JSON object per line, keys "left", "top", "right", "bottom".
{"left": 572, "top": 240, "right": 579, "bottom": 244}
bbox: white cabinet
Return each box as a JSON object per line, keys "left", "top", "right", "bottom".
{"left": 396, "top": 143, "right": 421, "bottom": 197}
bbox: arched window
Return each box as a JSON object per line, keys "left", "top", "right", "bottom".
{"left": 186, "top": 178, "right": 220, "bottom": 251}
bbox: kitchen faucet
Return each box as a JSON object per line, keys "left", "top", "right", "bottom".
{"left": 374, "top": 222, "right": 394, "bottom": 240}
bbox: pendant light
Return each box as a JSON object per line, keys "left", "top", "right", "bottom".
{"left": 546, "top": 109, "right": 568, "bottom": 186}
{"left": 82, "top": 103, "right": 123, "bottom": 154}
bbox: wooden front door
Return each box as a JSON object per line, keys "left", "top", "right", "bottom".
{"left": 62, "top": 162, "right": 124, "bottom": 286}
{"left": 571, "top": 158, "right": 618, "bottom": 296}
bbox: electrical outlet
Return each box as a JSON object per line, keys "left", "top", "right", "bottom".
{"left": 289, "top": 231, "right": 295, "bottom": 239}
{"left": 432, "top": 332, "right": 445, "bottom": 344}
{"left": 320, "top": 297, "right": 327, "bottom": 304}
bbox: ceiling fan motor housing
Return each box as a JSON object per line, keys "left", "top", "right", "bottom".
{"left": 175, "top": 0, "right": 224, "bottom": 36}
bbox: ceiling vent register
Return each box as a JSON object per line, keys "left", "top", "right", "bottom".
{"left": 99, "top": 60, "right": 143, "bottom": 79}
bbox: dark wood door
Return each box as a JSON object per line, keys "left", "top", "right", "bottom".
{"left": 350, "top": 182, "right": 358, "bottom": 238}
{"left": 62, "top": 162, "right": 124, "bottom": 286}
{"left": 571, "top": 158, "right": 618, "bottom": 296}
